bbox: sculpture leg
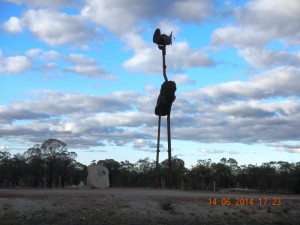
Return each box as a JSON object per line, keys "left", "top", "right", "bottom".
{"left": 155, "top": 115, "right": 161, "bottom": 188}
{"left": 167, "top": 113, "right": 172, "bottom": 188}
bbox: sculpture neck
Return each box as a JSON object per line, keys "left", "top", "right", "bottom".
{"left": 161, "top": 46, "right": 168, "bottom": 82}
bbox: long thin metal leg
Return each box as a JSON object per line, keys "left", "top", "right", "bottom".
{"left": 155, "top": 116, "right": 161, "bottom": 188}
{"left": 167, "top": 113, "right": 172, "bottom": 188}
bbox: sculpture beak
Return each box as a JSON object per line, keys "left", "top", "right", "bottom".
{"left": 169, "top": 31, "right": 173, "bottom": 45}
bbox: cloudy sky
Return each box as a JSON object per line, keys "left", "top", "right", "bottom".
{"left": 1, "top": 0, "right": 300, "bottom": 168}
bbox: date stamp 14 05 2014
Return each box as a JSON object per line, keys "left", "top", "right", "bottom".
{"left": 208, "top": 197, "right": 282, "bottom": 206}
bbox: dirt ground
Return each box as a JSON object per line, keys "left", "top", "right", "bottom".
{"left": 0, "top": 188, "right": 299, "bottom": 225}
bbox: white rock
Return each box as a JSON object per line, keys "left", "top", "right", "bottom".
{"left": 79, "top": 181, "right": 85, "bottom": 189}
{"left": 87, "top": 165, "right": 109, "bottom": 189}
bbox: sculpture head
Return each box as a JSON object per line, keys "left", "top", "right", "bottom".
{"left": 153, "top": 28, "right": 173, "bottom": 49}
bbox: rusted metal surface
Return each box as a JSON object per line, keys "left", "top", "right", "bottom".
{"left": 153, "top": 28, "right": 176, "bottom": 188}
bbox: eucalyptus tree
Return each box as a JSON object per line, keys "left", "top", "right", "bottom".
{"left": 97, "top": 159, "right": 121, "bottom": 187}
{"left": 24, "top": 144, "right": 44, "bottom": 187}
{"left": 0, "top": 151, "right": 11, "bottom": 187}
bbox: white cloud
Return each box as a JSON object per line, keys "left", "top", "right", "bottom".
{"left": 200, "top": 148, "right": 238, "bottom": 155}
{"left": 41, "top": 50, "right": 59, "bottom": 60}
{"left": 66, "top": 54, "right": 115, "bottom": 79}
{"left": 133, "top": 139, "right": 158, "bottom": 152}
{"left": 157, "top": 20, "right": 180, "bottom": 38}
{"left": 2, "top": 16, "right": 23, "bottom": 33}
{"left": 81, "top": 0, "right": 212, "bottom": 34}
{"left": 271, "top": 142, "right": 300, "bottom": 153}
{"left": 172, "top": 0, "right": 213, "bottom": 22}
{"left": 43, "top": 63, "right": 57, "bottom": 70}
{"left": 239, "top": 48, "right": 300, "bottom": 68}
{"left": 81, "top": 0, "right": 150, "bottom": 34}
{"left": 168, "top": 42, "right": 215, "bottom": 70}
{"left": 0, "top": 55, "right": 31, "bottom": 74}
{"left": 216, "top": 100, "right": 294, "bottom": 118}
{"left": 5, "top": 49, "right": 113, "bottom": 79}
{"left": 133, "top": 139, "right": 146, "bottom": 148}
{"left": 0, "top": 89, "right": 155, "bottom": 148}
{"left": 211, "top": 0, "right": 300, "bottom": 47}
{"left": 192, "top": 67, "right": 300, "bottom": 101}
{"left": 2, "top": 0, "right": 300, "bottom": 153}
{"left": 26, "top": 49, "right": 60, "bottom": 61}
{"left": 123, "top": 31, "right": 214, "bottom": 74}
{"left": 0, "top": 146, "right": 9, "bottom": 152}
{"left": 25, "top": 48, "right": 42, "bottom": 58}
{"left": 4, "top": 0, "right": 72, "bottom": 8}
{"left": 211, "top": 26, "right": 269, "bottom": 47}
{"left": 123, "top": 47, "right": 161, "bottom": 74}
{"left": 10, "top": 90, "right": 135, "bottom": 116}
{"left": 23, "top": 48, "right": 62, "bottom": 77}
{"left": 23, "top": 9, "right": 96, "bottom": 46}
{"left": 170, "top": 74, "right": 195, "bottom": 85}
{"left": 238, "top": 0, "right": 300, "bottom": 38}
{"left": 2, "top": 80, "right": 300, "bottom": 150}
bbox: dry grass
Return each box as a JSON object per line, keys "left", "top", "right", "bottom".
{"left": 0, "top": 188, "right": 299, "bottom": 225}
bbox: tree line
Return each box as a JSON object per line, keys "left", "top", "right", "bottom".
{"left": 1, "top": 139, "right": 300, "bottom": 193}
{"left": 0, "top": 139, "right": 87, "bottom": 188}
{"left": 96, "top": 157, "right": 300, "bottom": 193}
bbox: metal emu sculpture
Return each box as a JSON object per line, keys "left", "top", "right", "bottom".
{"left": 153, "top": 28, "right": 176, "bottom": 188}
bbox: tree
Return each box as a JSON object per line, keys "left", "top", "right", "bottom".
{"left": 55, "top": 151, "right": 77, "bottom": 187}
{"left": 160, "top": 156, "right": 187, "bottom": 188}
{"left": 0, "top": 151, "right": 11, "bottom": 187}
{"left": 197, "top": 159, "right": 212, "bottom": 168}
{"left": 276, "top": 161, "right": 293, "bottom": 191}
{"left": 211, "top": 162, "right": 232, "bottom": 189}
{"left": 120, "top": 160, "right": 135, "bottom": 172}
{"left": 134, "top": 157, "right": 155, "bottom": 187}
{"left": 24, "top": 144, "right": 44, "bottom": 187}
{"left": 40, "top": 139, "right": 70, "bottom": 188}
{"left": 10, "top": 154, "right": 27, "bottom": 187}
{"left": 0, "top": 151, "right": 11, "bottom": 161}
{"left": 189, "top": 161, "right": 212, "bottom": 190}
{"left": 227, "top": 158, "right": 239, "bottom": 176}
{"left": 68, "top": 162, "right": 88, "bottom": 186}
{"left": 97, "top": 159, "right": 121, "bottom": 187}
{"left": 1, "top": 139, "right": 83, "bottom": 189}
{"left": 292, "top": 162, "right": 300, "bottom": 193}
{"left": 119, "top": 160, "right": 137, "bottom": 186}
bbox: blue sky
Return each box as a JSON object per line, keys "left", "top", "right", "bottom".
{"left": 1, "top": 0, "right": 300, "bottom": 168}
